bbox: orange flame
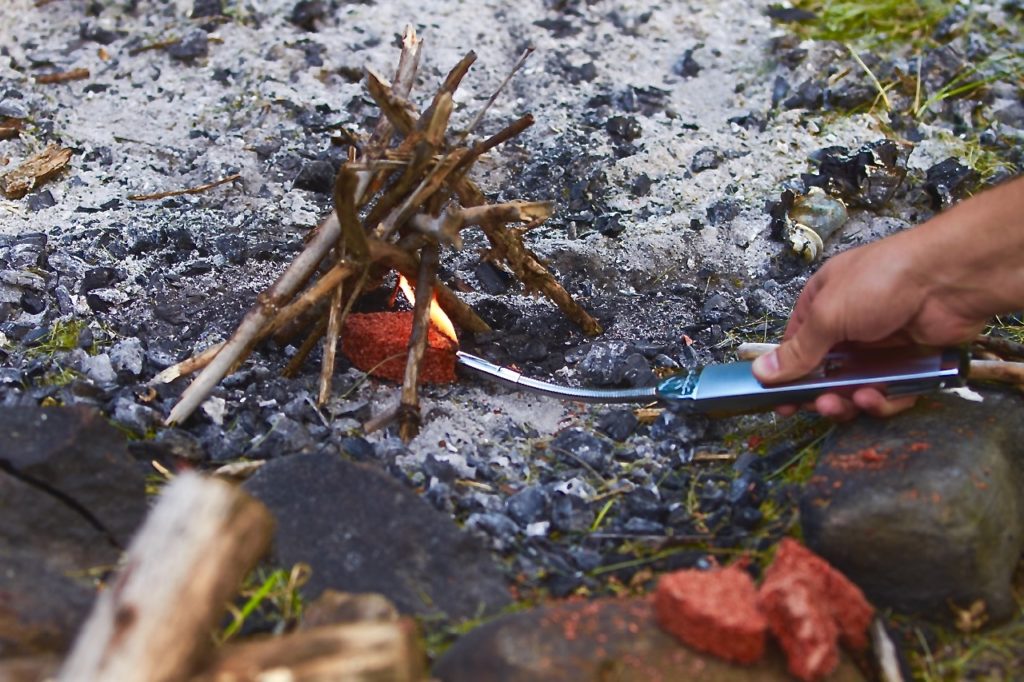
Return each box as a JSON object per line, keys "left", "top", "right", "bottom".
{"left": 397, "top": 275, "right": 459, "bottom": 343}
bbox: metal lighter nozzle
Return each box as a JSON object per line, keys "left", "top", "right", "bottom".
{"left": 455, "top": 351, "right": 658, "bottom": 403}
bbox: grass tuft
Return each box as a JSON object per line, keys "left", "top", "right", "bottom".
{"left": 25, "top": 319, "right": 91, "bottom": 358}
{"left": 789, "top": 0, "right": 962, "bottom": 48}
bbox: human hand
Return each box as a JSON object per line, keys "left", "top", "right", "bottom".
{"left": 752, "top": 175, "right": 1023, "bottom": 420}
{"left": 751, "top": 232, "right": 987, "bottom": 420}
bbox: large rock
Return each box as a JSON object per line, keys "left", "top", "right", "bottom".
{"left": 0, "top": 548, "right": 94, "bottom": 657}
{"left": 0, "top": 406, "right": 148, "bottom": 568}
{"left": 0, "top": 407, "right": 147, "bottom": 657}
{"left": 433, "top": 597, "right": 865, "bottom": 682}
{"left": 800, "top": 389, "right": 1024, "bottom": 624}
{"left": 243, "top": 452, "right": 511, "bottom": 623}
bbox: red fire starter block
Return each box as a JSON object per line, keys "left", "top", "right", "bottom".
{"left": 759, "top": 570, "right": 840, "bottom": 681}
{"left": 766, "top": 538, "right": 875, "bottom": 652}
{"left": 341, "top": 311, "right": 457, "bottom": 384}
{"left": 759, "top": 538, "right": 875, "bottom": 682}
{"left": 654, "top": 564, "right": 767, "bottom": 664}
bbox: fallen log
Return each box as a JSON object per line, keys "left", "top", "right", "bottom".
{"left": 57, "top": 473, "right": 274, "bottom": 682}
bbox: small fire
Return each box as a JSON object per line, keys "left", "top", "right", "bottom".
{"left": 396, "top": 274, "right": 459, "bottom": 343}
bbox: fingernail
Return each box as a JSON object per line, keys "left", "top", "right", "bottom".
{"left": 753, "top": 350, "right": 779, "bottom": 379}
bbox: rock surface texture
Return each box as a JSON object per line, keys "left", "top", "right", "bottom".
{"left": 0, "top": 406, "right": 147, "bottom": 656}
{"left": 243, "top": 451, "right": 512, "bottom": 623}
{"left": 434, "top": 596, "right": 866, "bottom": 682}
{"left": 800, "top": 389, "right": 1024, "bottom": 624}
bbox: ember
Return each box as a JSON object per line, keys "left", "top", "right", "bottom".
{"left": 342, "top": 311, "right": 457, "bottom": 384}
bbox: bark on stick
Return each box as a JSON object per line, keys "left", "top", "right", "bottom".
{"left": 58, "top": 473, "right": 274, "bottom": 682}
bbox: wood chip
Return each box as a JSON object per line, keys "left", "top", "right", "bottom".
{"left": 0, "top": 144, "right": 72, "bottom": 199}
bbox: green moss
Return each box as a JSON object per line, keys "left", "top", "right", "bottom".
{"left": 772, "top": 427, "right": 831, "bottom": 484}
{"left": 38, "top": 366, "right": 80, "bottom": 388}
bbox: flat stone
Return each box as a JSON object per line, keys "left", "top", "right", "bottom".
{"left": 0, "top": 406, "right": 148, "bottom": 571}
{"left": 800, "top": 389, "right": 1024, "bottom": 624}
{"left": 243, "top": 452, "right": 511, "bottom": 623}
{"left": 433, "top": 597, "right": 865, "bottom": 682}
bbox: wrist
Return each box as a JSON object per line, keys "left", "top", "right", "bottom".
{"left": 909, "top": 177, "right": 1024, "bottom": 319}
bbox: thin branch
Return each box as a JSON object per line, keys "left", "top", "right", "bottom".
{"left": 167, "top": 214, "right": 342, "bottom": 425}
{"left": 35, "top": 67, "right": 90, "bottom": 84}
{"left": 398, "top": 244, "right": 439, "bottom": 441}
{"left": 318, "top": 266, "right": 370, "bottom": 404}
{"left": 128, "top": 174, "right": 241, "bottom": 201}
{"left": 283, "top": 316, "right": 328, "bottom": 379}
{"left": 452, "top": 114, "right": 534, "bottom": 175}
{"left": 319, "top": 277, "right": 346, "bottom": 406}
{"left": 458, "top": 47, "right": 533, "bottom": 143}
{"left": 973, "top": 334, "right": 1024, "bottom": 361}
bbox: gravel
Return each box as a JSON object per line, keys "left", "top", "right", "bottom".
{"left": 1, "top": 0, "right": 1021, "bottom": 604}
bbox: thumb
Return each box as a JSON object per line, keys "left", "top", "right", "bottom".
{"left": 752, "top": 327, "right": 834, "bottom": 384}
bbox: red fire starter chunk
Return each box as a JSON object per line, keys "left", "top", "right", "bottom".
{"left": 654, "top": 564, "right": 767, "bottom": 664}
{"left": 759, "top": 538, "right": 875, "bottom": 681}
{"left": 341, "top": 311, "right": 457, "bottom": 384}
{"left": 760, "top": 568, "right": 840, "bottom": 681}
{"left": 767, "top": 538, "right": 875, "bottom": 652}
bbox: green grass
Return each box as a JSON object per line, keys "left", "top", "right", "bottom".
{"left": 913, "top": 51, "right": 1024, "bottom": 119}
{"left": 908, "top": 584, "right": 1024, "bottom": 681}
{"left": 220, "top": 564, "right": 310, "bottom": 643}
{"left": 789, "top": 0, "right": 962, "bottom": 48}
{"left": 24, "top": 319, "right": 91, "bottom": 358}
{"left": 934, "top": 131, "right": 1017, "bottom": 188}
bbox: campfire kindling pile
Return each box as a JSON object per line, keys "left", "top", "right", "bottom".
{"left": 163, "top": 27, "right": 603, "bottom": 440}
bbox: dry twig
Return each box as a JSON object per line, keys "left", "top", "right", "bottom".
{"left": 35, "top": 68, "right": 90, "bottom": 84}
{"left": 128, "top": 173, "right": 241, "bottom": 201}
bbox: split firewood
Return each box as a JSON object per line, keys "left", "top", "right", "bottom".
{"left": 165, "top": 29, "right": 602, "bottom": 440}
{"left": 57, "top": 472, "right": 274, "bottom": 682}
{"left": 190, "top": 621, "right": 425, "bottom": 682}
{"left": 734, "top": 342, "right": 1024, "bottom": 385}
{"left": 0, "top": 143, "right": 72, "bottom": 198}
